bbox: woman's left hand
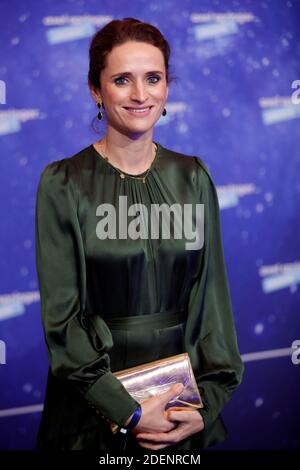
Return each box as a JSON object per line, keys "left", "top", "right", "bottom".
{"left": 134, "top": 408, "right": 205, "bottom": 450}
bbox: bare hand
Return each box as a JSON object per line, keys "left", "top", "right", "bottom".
{"left": 128, "top": 383, "right": 185, "bottom": 435}
{"left": 135, "top": 407, "right": 205, "bottom": 450}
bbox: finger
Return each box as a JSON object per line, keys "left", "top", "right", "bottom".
{"left": 140, "top": 444, "right": 168, "bottom": 450}
{"left": 138, "top": 440, "right": 172, "bottom": 450}
{"left": 136, "top": 427, "right": 181, "bottom": 443}
{"left": 167, "top": 410, "right": 193, "bottom": 422}
{"left": 166, "top": 406, "right": 188, "bottom": 412}
{"left": 159, "top": 383, "right": 184, "bottom": 406}
{"left": 169, "top": 406, "right": 195, "bottom": 412}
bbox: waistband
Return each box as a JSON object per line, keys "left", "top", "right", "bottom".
{"left": 104, "top": 307, "right": 186, "bottom": 331}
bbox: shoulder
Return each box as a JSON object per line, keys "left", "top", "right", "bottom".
{"left": 157, "top": 142, "right": 215, "bottom": 189}
{"left": 37, "top": 145, "right": 93, "bottom": 195}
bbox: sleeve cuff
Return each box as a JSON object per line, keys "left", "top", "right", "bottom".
{"left": 197, "top": 380, "right": 230, "bottom": 429}
{"left": 84, "top": 371, "right": 140, "bottom": 427}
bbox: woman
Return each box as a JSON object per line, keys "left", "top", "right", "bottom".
{"left": 35, "top": 17, "right": 244, "bottom": 451}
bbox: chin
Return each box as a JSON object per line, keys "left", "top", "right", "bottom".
{"left": 124, "top": 121, "right": 156, "bottom": 131}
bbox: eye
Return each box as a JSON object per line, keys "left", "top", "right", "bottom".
{"left": 114, "top": 77, "right": 128, "bottom": 85}
{"left": 114, "top": 75, "right": 161, "bottom": 85}
{"left": 148, "top": 75, "right": 161, "bottom": 84}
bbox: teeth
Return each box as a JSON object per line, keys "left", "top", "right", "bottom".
{"left": 127, "top": 107, "right": 150, "bottom": 112}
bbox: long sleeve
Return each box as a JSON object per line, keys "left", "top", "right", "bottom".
{"left": 185, "top": 156, "right": 244, "bottom": 430}
{"left": 35, "top": 159, "right": 139, "bottom": 427}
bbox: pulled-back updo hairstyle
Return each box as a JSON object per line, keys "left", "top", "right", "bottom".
{"left": 88, "top": 17, "right": 174, "bottom": 91}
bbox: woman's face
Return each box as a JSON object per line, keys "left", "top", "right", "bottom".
{"left": 94, "top": 40, "right": 169, "bottom": 137}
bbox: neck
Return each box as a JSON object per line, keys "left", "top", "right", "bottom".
{"left": 97, "top": 128, "right": 155, "bottom": 175}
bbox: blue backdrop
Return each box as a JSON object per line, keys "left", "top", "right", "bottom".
{"left": 0, "top": 0, "right": 299, "bottom": 450}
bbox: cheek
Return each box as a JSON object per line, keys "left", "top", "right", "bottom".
{"left": 153, "top": 85, "right": 168, "bottom": 100}
{"left": 105, "top": 86, "right": 127, "bottom": 103}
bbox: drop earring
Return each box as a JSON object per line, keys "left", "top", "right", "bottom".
{"left": 97, "top": 101, "right": 103, "bottom": 120}
{"left": 162, "top": 108, "right": 167, "bottom": 116}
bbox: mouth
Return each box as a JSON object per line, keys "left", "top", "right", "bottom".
{"left": 123, "top": 106, "right": 154, "bottom": 116}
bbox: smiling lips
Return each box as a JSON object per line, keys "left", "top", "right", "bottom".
{"left": 124, "top": 106, "right": 153, "bottom": 116}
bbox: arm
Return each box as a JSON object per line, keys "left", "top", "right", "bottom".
{"left": 184, "top": 156, "right": 244, "bottom": 429}
{"left": 35, "top": 159, "right": 140, "bottom": 427}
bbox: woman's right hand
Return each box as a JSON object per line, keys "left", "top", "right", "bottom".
{"left": 125, "top": 383, "right": 184, "bottom": 435}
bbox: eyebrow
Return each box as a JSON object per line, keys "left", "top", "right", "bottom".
{"left": 110, "top": 71, "right": 164, "bottom": 78}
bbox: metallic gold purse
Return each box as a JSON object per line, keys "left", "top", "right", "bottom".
{"left": 110, "top": 352, "right": 203, "bottom": 433}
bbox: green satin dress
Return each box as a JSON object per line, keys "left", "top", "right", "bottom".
{"left": 35, "top": 141, "right": 244, "bottom": 451}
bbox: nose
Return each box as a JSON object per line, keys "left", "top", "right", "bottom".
{"left": 130, "top": 79, "right": 148, "bottom": 102}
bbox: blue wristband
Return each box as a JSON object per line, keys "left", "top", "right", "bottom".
{"left": 125, "top": 404, "right": 142, "bottom": 430}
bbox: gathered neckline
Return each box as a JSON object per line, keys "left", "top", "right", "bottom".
{"left": 90, "top": 141, "right": 161, "bottom": 178}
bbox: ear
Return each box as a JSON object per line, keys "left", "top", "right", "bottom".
{"left": 165, "top": 84, "right": 169, "bottom": 102}
{"left": 89, "top": 84, "right": 102, "bottom": 104}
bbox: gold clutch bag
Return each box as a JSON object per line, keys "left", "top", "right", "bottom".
{"left": 112, "top": 352, "right": 203, "bottom": 430}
